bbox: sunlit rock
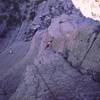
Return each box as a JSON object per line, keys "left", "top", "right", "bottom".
{"left": 72, "top": 0, "right": 100, "bottom": 21}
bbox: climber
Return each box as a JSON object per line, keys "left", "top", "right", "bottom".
{"left": 45, "top": 40, "right": 53, "bottom": 49}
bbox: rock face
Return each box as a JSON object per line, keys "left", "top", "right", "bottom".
{"left": 0, "top": 0, "right": 100, "bottom": 100}
{"left": 72, "top": 0, "right": 100, "bottom": 21}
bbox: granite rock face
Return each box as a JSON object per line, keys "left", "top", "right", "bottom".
{"left": 0, "top": 0, "right": 100, "bottom": 100}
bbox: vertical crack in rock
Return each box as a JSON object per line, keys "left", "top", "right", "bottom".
{"left": 78, "top": 29, "right": 100, "bottom": 67}
{"left": 34, "top": 64, "right": 58, "bottom": 100}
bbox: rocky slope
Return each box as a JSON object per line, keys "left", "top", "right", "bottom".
{"left": 72, "top": 0, "right": 100, "bottom": 21}
{"left": 0, "top": 0, "right": 100, "bottom": 100}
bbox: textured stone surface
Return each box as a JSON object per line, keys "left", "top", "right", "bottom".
{"left": 9, "top": 41, "right": 100, "bottom": 100}
{"left": 0, "top": 0, "right": 100, "bottom": 100}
